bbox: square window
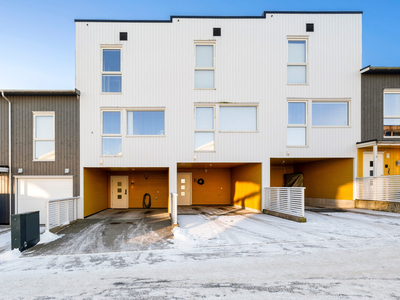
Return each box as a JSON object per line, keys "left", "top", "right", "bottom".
{"left": 127, "top": 111, "right": 165, "bottom": 135}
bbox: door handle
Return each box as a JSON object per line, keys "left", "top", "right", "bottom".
{"left": 125, "top": 189, "right": 127, "bottom": 195}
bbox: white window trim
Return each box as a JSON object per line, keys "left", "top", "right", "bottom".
{"left": 287, "top": 37, "right": 308, "bottom": 85}
{"left": 126, "top": 108, "right": 166, "bottom": 137}
{"left": 218, "top": 104, "right": 259, "bottom": 133}
{"left": 194, "top": 41, "right": 216, "bottom": 90}
{"left": 194, "top": 105, "right": 216, "bottom": 152}
{"left": 101, "top": 109, "right": 123, "bottom": 157}
{"left": 311, "top": 100, "right": 351, "bottom": 128}
{"left": 383, "top": 89, "right": 400, "bottom": 138}
{"left": 287, "top": 100, "right": 308, "bottom": 147}
{"left": 33, "top": 111, "right": 55, "bottom": 162}
{"left": 101, "top": 45, "right": 122, "bottom": 94}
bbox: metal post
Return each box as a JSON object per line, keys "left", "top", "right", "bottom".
{"left": 373, "top": 144, "right": 378, "bottom": 177}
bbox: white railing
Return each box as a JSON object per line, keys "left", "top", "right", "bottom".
{"left": 356, "top": 176, "right": 400, "bottom": 202}
{"left": 264, "top": 187, "right": 306, "bottom": 218}
{"left": 46, "top": 197, "right": 80, "bottom": 230}
{"left": 170, "top": 193, "right": 178, "bottom": 225}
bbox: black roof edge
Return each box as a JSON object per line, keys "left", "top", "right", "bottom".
{"left": 356, "top": 139, "right": 378, "bottom": 145}
{"left": 361, "top": 66, "right": 400, "bottom": 74}
{"left": 1, "top": 89, "right": 80, "bottom": 97}
{"left": 75, "top": 11, "right": 363, "bottom": 23}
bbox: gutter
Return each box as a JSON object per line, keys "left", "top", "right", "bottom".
{"left": 1, "top": 91, "right": 12, "bottom": 221}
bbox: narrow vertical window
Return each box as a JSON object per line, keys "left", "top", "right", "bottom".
{"left": 287, "top": 102, "right": 307, "bottom": 146}
{"left": 102, "top": 111, "right": 122, "bottom": 155}
{"left": 195, "top": 107, "right": 215, "bottom": 151}
{"left": 102, "top": 49, "right": 121, "bottom": 93}
{"left": 33, "top": 112, "right": 55, "bottom": 160}
{"left": 384, "top": 91, "right": 400, "bottom": 137}
{"left": 287, "top": 40, "right": 307, "bottom": 84}
{"left": 195, "top": 44, "right": 215, "bottom": 89}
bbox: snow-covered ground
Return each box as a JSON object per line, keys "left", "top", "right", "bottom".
{"left": 0, "top": 210, "right": 399, "bottom": 299}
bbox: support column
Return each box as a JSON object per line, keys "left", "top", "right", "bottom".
{"left": 373, "top": 144, "right": 378, "bottom": 177}
{"left": 168, "top": 163, "right": 177, "bottom": 214}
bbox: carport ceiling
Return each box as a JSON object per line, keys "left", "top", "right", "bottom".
{"left": 89, "top": 167, "right": 169, "bottom": 172}
{"left": 178, "top": 163, "right": 258, "bottom": 169}
{"left": 270, "top": 157, "right": 352, "bottom": 166}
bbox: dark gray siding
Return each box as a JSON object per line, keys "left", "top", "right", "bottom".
{"left": 0, "top": 98, "right": 8, "bottom": 166}
{"left": 361, "top": 74, "right": 400, "bottom": 142}
{"left": 10, "top": 95, "right": 80, "bottom": 197}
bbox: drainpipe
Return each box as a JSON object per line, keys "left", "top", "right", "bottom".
{"left": 1, "top": 91, "right": 12, "bottom": 222}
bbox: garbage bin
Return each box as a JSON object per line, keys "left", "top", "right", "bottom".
{"left": 11, "top": 211, "right": 40, "bottom": 251}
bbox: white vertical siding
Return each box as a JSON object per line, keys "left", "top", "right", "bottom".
{"left": 76, "top": 13, "right": 362, "bottom": 184}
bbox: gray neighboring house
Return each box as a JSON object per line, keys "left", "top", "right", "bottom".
{"left": 0, "top": 90, "right": 80, "bottom": 224}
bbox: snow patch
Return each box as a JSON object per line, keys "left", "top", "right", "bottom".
{"left": 38, "top": 230, "right": 63, "bottom": 245}
{"left": 171, "top": 227, "right": 198, "bottom": 249}
{"left": 0, "top": 249, "right": 21, "bottom": 261}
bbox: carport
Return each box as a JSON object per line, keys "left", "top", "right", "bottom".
{"left": 270, "top": 158, "right": 354, "bottom": 209}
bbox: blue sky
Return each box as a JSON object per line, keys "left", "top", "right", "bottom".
{"left": 1, "top": 0, "right": 399, "bottom": 89}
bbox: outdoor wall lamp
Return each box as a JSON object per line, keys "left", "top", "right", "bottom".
{"left": 131, "top": 181, "right": 134, "bottom": 186}
{"left": 18, "top": 168, "right": 23, "bottom": 174}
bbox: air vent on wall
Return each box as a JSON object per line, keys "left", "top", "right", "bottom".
{"left": 213, "top": 28, "right": 221, "bottom": 36}
{"left": 120, "top": 32, "right": 128, "bottom": 41}
{"left": 306, "top": 23, "right": 314, "bottom": 32}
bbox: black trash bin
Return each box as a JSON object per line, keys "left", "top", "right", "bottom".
{"left": 11, "top": 211, "right": 40, "bottom": 251}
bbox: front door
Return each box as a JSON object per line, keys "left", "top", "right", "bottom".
{"left": 363, "top": 152, "right": 384, "bottom": 177}
{"left": 177, "top": 173, "right": 192, "bottom": 205}
{"left": 111, "top": 176, "right": 129, "bottom": 208}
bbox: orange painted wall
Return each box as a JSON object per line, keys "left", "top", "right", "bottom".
{"left": 358, "top": 147, "right": 400, "bottom": 177}
{"left": 294, "top": 158, "right": 353, "bottom": 200}
{"left": 108, "top": 171, "right": 169, "bottom": 208}
{"left": 177, "top": 168, "right": 231, "bottom": 205}
{"left": 231, "top": 163, "right": 262, "bottom": 211}
{"left": 84, "top": 168, "right": 108, "bottom": 217}
{"left": 270, "top": 165, "right": 294, "bottom": 187}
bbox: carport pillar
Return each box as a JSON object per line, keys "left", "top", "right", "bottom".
{"left": 168, "top": 164, "right": 177, "bottom": 214}
{"left": 373, "top": 145, "right": 378, "bottom": 177}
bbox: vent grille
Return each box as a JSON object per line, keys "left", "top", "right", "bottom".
{"left": 306, "top": 24, "right": 314, "bottom": 32}
{"left": 120, "top": 32, "right": 128, "bottom": 41}
{"left": 213, "top": 28, "right": 221, "bottom": 36}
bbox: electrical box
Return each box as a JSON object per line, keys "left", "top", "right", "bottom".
{"left": 11, "top": 211, "right": 40, "bottom": 252}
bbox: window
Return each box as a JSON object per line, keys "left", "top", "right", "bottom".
{"left": 384, "top": 91, "right": 400, "bottom": 137}
{"left": 102, "top": 111, "right": 122, "bottom": 156}
{"left": 195, "top": 43, "right": 215, "bottom": 89}
{"left": 219, "top": 106, "right": 257, "bottom": 131}
{"left": 127, "top": 111, "right": 165, "bottom": 136}
{"left": 287, "top": 40, "right": 307, "bottom": 84}
{"left": 312, "top": 102, "right": 349, "bottom": 126}
{"left": 287, "top": 102, "right": 307, "bottom": 146}
{"left": 195, "top": 107, "right": 215, "bottom": 151}
{"left": 33, "top": 112, "right": 55, "bottom": 161}
{"left": 102, "top": 49, "right": 121, "bottom": 93}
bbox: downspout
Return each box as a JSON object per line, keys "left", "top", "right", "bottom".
{"left": 1, "top": 91, "right": 12, "bottom": 221}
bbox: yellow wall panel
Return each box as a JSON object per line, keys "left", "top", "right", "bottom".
{"left": 177, "top": 168, "right": 231, "bottom": 205}
{"left": 231, "top": 163, "right": 262, "bottom": 211}
{"left": 294, "top": 159, "right": 353, "bottom": 200}
{"left": 270, "top": 165, "right": 294, "bottom": 187}
{"left": 84, "top": 168, "right": 108, "bottom": 217}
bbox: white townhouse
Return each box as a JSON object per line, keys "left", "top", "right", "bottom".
{"left": 75, "top": 11, "right": 362, "bottom": 219}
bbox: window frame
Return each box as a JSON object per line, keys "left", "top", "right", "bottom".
{"left": 311, "top": 100, "right": 351, "bottom": 128}
{"left": 194, "top": 41, "right": 216, "bottom": 90}
{"left": 287, "top": 37, "right": 308, "bottom": 85}
{"left": 101, "top": 45, "right": 123, "bottom": 94}
{"left": 101, "top": 109, "right": 122, "bottom": 157}
{"left": 383, "top": 89, "right": 400, "bottom": 138}
{"left": 126, "top": 108, "right": 166, "bottom": 137}
{"left": 33, "top": 111, "right": 55, "bottom": 162}
{"left": 194, "top": 105, "right": 216, "bottom": 152}
{"left": 218, "top": 104, "right": 259, "bottom": 133}
{"left": 287, "top": 100, "right": 308, "bottom": 147}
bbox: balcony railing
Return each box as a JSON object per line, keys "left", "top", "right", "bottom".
{"left": 356, "top": 176, "right": 400, "bottom": 202}
{"left": 264, "top": 187, "right": 306, "bottom": 218}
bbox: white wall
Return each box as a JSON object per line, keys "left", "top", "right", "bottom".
{"left": 76, "top": 13, "right": 362, "bottom": 214}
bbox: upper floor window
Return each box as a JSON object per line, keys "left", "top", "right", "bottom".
{"left": 287, "top": 40, "right": 307, "bottom": 84}
{"left": 219, "top": 106, "right": 257, "bottom": 131}
{"left": 312, "top": 101, "right": 349, "bottom": 126}
{"left": 102, "top": 49, "right": 121, "bottom": 93}
{"left": 127, "top": 110, "right": 165, "bottom": 136}
{"left": 195, "top": 107, "right": 215, "bottom": 151}
{"left": 384, "top": 91, "right": 400, "bottom": 137}
{"left": 287, "top": 102, "right": 307, "bottom": 146}
{"left": 102, "top": 111, "right": 122, "bottom": 156}
{"left": 195, "top": 43, "right": 215, "bottom": 89}
{"left": 33, "top": 112, "right": 55, "bottom": 161}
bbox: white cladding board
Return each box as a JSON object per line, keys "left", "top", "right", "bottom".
{"left": 17, "top": 178, "right": 73, "bottom": 224}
